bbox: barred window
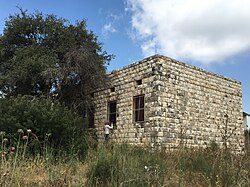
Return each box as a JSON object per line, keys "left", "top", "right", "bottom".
{"left": 133, "top": 95, "right": 144, "bottom": 122}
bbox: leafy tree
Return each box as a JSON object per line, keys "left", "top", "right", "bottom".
{"left": 0, "top": 9, "right": 113, "bottom": 111}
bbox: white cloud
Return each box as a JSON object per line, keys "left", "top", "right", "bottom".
{"left": 102, "top": 22, "right": 116, "bottom": 37}
{"left": 126, "top": 0, "right": 250, "bottom": 64}
{"left": 141, "top": 39, "right": 158, "bottom": 56}
{"left": 101, "top": 12, "right": 122, "bottom": 38}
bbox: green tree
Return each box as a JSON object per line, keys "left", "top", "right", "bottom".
{"left": 0, "top": 9, "right": 113, "bottom": 111}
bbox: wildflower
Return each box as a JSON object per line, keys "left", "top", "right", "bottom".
{"left": 2, "top": 171, "right": 10, "bottom": 177}
{"left": 2, "top": 152, "right": 7, "bottom": 157}
{"left": 154, "top": 168, "right": 157, "bottom": 174}
{"left": 17, "top": 129, "right": 24, "bottom": 134}
{"left": 144, "top": 165, "right": 150, "bottom": 172}
{"left": 27, "top": 129, "right": 32, "bottom": 133}
{"left": 22, "top": 136, "right": 28, "bottom": 140}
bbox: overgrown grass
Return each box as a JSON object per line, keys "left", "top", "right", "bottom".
{"left": 1, "top": 131, "right": 250, "bottom": 187}
{"left": 86, "top": 143, "right": 166, "bottom": 187}
{"left": 0, "top": 129, "right": 87, "bottom": 186}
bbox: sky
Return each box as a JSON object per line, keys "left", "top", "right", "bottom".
{"left": 0, "top": 0, "right": 249, "bottom": 113}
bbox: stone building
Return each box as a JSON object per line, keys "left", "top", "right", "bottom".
{"left": 243, "top": 112, "right": 250, "bottom": 131}
{"left": 90, "top": 54, "right": 245, "bottom": 152}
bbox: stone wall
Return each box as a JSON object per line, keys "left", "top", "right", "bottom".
{"left": 92, "top": 54, "right": 245, "bottom": 152}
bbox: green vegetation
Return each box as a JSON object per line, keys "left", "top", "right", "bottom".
{"left": 0, "top": 8, "right": 113, "bottom": 113}
{"left": 1, "top": 134, "right": 250, "bottom": 187}
{"left": 0, "top": 8, "right": 111, "bottom": 167}
{"left": 87, "top": 144, "right": 166, "bottom": 186}
{"left": 0, "top": 96, "right": 88, "bottom": 155}
{"left": 0, "top": 9, "right": 249, "bottom": 187}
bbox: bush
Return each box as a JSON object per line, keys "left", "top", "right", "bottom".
{"left": 0, "top": 96, "right": 88, "bottom": 155}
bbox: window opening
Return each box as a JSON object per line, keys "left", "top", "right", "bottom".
{"left": 134, "top": 95, "right": 144, "bottom": 122}
{"left": 136, "top": 79, "right": 142, "bottom": 86}
{"left": 108, "top": 101, "right": 117, "bottom": 128}
{"left": 88, "top": 107, "right": 95, "bottom": 128}
{"left": 110, "top": 87, "right": 115, "bottom": 92}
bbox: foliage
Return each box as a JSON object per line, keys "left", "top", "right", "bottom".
{"left": 0, "top": 95, "right": 88, "bottom": 153}
{"left": 0, "top": 139, "right": 249, "bottom": 187}
{"left": 0, "top": 8, "right": 113, "bottom": 112}
{"left": 1, "top": 132, "right": 87, "bottom": 186}
{"left": 87, "top": 144, "right": 167, "bottom": 187}
{"left": 178, "top": 151, "right": 212, "bottom": 175}
{"left": 175, "top": 145, "right": 249, "bottom": 187}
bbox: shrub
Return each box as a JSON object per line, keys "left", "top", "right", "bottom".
{"left": 0, "top": 96, "right": 88, "bottom": 155}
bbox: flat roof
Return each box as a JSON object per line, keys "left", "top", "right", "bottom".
{"left": 243, "top": 112, "right": 250, "bottom": 116}
{"left": 110, "top": 54, "right": 241, "bottom": 85}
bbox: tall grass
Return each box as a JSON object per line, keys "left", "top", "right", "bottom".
{"left": 86, "top": 143, "right": 166, "bottom": 187}
{"left": 0, "top": 129, "right": 87, "bottom": 186}
{"left": 1, "top": 130, "right": 250, "bottom": 187}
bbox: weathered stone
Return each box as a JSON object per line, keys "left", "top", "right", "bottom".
{"left": 91, "top": 54, "right": 245, "bottom": 153}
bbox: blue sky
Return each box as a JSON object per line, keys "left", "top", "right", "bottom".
{"left": 0, "top": 0, "right": 249, "bottom": 113}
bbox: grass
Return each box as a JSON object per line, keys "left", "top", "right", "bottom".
{"left": 1, "top": 130, "right": 250, "bottom": 187}
{"left": 86, "top": 143, "right": 167, "bottom": 186}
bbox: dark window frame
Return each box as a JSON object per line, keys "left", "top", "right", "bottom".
{"left": 88, "top": 106, "right": 95, "bottom": 128}
{"left": 108, "top": 101, "right": 117, "bottom": 127}
{"left": 133, "top": 95, "right": 145, "bottom": 122}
